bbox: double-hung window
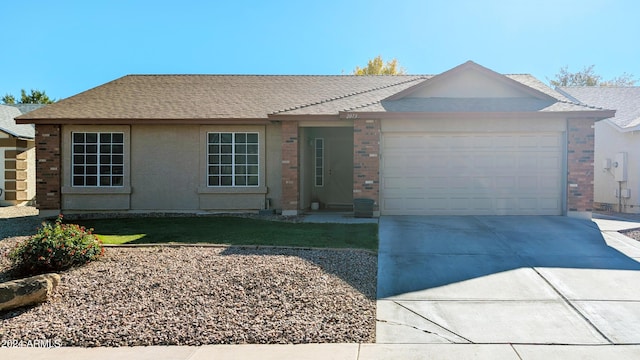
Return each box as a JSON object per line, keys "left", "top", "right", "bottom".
{"left": 207, "top": 132, "right": 259, "bottom": 187}
{"left": 72, "top": 132, "right": 124, "bottom": 187}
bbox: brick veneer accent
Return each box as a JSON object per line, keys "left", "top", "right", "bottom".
{"left": 353, "top": 119, "right": 380, "bottom": 210}
{"left": 35, "top": 124, "right": 61, "bottom": 210}
{"left": 281, "top": 121, "right": 299, "bottom": 212}
{"left": 566, "top": 118, "right": 595, "bottom": 213}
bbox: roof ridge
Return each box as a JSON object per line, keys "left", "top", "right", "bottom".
{"left": 124, "top": 74, "right": 430, "bottom": 78}
{"left": 559, "top": 85, "right": 640, "bottom": 89}
{"left": 554, "top": 87, "right": 611, "bottom": 110}
{"left": 269, "top": 76, "right": 428, "bottom": 115}
{"left": 553, "top": 98, "right": 606, "bottom": 110}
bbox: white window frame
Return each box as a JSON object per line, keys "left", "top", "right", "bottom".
{"left": 71, "top": 132, "right": 124, "bottom": 187}
{"left": 315, "top": 138, "right": 324, "bottom": 187}
{"left": 207, "top": 132, "right": 260, "bottom": 187}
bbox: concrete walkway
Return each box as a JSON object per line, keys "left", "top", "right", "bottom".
{"left": 377, "top": 215, "right": 640, "bottom": 346}
{"left": 302, "top": 212, "right": 379, "bottom": 224}
{"left": 2, "top": 343, "right": 640, "bottom": 359}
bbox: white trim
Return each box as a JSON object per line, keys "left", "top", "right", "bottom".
{"left": 206, "top": 131, "right": 260, "bottom": 188}
{"left": 71, "top": 131, "right": 125, "bottom": 188}
{"left": 62, "top": 125, "right": 132, "bottom": 194}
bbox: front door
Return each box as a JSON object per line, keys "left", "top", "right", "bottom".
{"left": 307, "top": 127, "right": 353, "bottom": 210}
{"left": 325, "top": 137, "right": 353, "bottom": 208}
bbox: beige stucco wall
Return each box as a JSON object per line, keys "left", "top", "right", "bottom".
{"left": 130, "top": 125, "right": 200, "bottom": 210}
{"left": 265, "top": 123, "right": 282, "bottom": 210}
{"left": 61, "top": 124, "right": 282, "bottom": 212}
{"left": 411, "top": 70, "right": 534, "bottom": 98}
{"left": 25, "top": 145, "right": 36, "bottom": 202}
{"left": 594, "top": 121, "right": 640, "bottom": 213}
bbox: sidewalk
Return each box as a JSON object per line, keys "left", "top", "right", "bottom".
{"left": 2, "top": 343, "right": 640, "bottom": 359}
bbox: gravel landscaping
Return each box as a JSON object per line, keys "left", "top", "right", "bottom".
{"left": 622, "top": 228, "right": 640, "bottom": 242}
{"left": 0, "top": 208, "right": 376, "bottom": 346}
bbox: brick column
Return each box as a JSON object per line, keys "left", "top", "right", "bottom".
{"left": 353, "top": 119, "right": 380, "bottom": 213}
{"left": 35, "top": 124, "right": 61, "bottom": 212}
{"left": 566, "top": 118, "right": 595, "bottom": 218}
{"left": 281, "top": 121, "right": 299, "bottom": 215}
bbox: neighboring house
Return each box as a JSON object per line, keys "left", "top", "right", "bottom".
{"left": 557, "top": 87, "right": 640, "bottom": 214}
{"left": 0, "top": 104, "right": 39, "bottom": 206}
{"left": 16, "top": 61, "right": 614, "bottom": 218}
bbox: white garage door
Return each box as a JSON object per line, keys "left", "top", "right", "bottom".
{"left": 381, "top": 133, "right": 563, "bottom": 215}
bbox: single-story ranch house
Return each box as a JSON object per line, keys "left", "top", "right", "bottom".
{"left": 16, "top": 61, "right": 614, "bottom": 218}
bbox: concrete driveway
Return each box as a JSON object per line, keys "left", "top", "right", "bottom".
{"left": 377, "top": 216, "right": 640, "bottom": 344}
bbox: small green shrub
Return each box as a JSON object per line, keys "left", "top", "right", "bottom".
{"left": 8, "top": 214, "right": 104, "bottom": 275}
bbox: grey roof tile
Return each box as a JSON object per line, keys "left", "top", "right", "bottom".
{"left": 0, "top": 105, "right": 35, "bottom": 138}
{"left": 558, "top": 87, "right": 640, "bottom": 130}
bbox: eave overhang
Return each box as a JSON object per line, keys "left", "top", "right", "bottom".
{"left": 338, "top": 110, "right": 616, "bottom": 121}
{"left": 14, "top": 118, "right": 274, "bottom": 125}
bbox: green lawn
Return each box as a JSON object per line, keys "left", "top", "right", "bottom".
{"left": 74, "top": 216, "right": 378, "bottom": 251}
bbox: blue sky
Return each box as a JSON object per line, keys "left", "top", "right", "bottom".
{"left": 2, "top": 0, "right": 639, "bottom": 101}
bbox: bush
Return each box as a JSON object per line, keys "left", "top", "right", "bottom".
{"left": 8, "top": 214, "right": 104, "bottom": 275}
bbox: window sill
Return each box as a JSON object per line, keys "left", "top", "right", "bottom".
{"left": 62, "top": 186, "right": 132, "bottom": 195}
{"left": 197, "top": 186, "right": 267, "bottom": 194}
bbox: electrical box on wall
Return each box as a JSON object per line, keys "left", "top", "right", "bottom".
{"left": 603, "top": 158, "right": 612, "bottom": 170}
{"left": 615, "top": 152, "right": 627, "bottom": 182}
{"left": 621, "top": 189, "right": 631, "bottom": 198}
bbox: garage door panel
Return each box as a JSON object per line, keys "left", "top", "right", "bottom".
{"left": 495, "top": 176, "right": 516, "bottom": 189}
{"left": 384, "top": 176, "right": 405, "bottom": 189}
{"left": 539, "top": 135, "right": 562, "bottom": 147}
{"left": 427, "top": 197, "right": 449, "bottom": 210}
{"left": 540, "top": 156, "right": 561, "bottom": 169}
{"left": 381, "top": 132, "right": 563, "bottom": 215}
{"left": 427, "top": 176, "right": 448, "bottom": 189}
{"left": 473, "top": 154, "right": 495, "bottom": 168}
{"left": 517, "top": 198, "right": 539, "bottom": 211}
{"left": 540, "top": 197, "right": 561, "bottom": 210}
{"left": 496, "top": 155, "right": 517, "bottom": 170}
{"left": 405, "top": 197, "right": 427, "bottom": 210}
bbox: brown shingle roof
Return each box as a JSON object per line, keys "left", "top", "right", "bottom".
{"left": 16, "top": 71, "right": 610, "bottom": 124}
{"left": 17, "top": 75, "right": 427, "bottom": 121}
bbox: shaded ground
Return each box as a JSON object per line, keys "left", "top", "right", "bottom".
{"left": 377, "top": 216, "right": 640, "bottom": 345}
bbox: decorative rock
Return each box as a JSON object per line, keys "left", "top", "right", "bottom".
{"left": 0, "top": 273, "right": 61, "bottom": 312}
{"left": 0, "top": 243, "right": 376, "bottom": 346}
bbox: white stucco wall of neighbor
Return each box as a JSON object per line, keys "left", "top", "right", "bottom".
{"left": 594, "top": 121, "right": 640, "bottom": 213}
